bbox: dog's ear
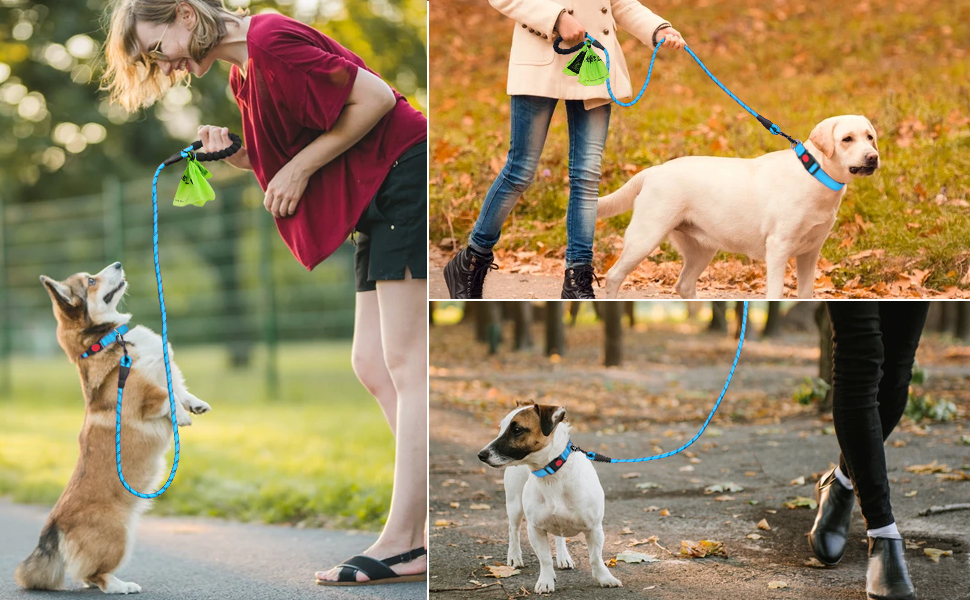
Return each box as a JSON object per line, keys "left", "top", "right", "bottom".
{"left": 40, "top": 275, "right": 76, "bottom": 310}
{"left": 809, "top": 117, "right": 838, "bottom": 159}
{"left": 863, "top": 116, "right": 878, "bottom": 150}
{"left": 534, "top": 404, "right": 566, "bottom": 437}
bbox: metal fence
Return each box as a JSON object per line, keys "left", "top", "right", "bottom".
{"left": 0, "top": 167, "right": 358, "bottom": 397}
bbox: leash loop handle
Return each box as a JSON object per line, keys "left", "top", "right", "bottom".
{"left": 163, "top": 132, "right": 242, "bottom": 166}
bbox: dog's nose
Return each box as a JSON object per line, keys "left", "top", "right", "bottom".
{"left": 113, "top": 262, "right": 122, "bottom": 269}
{"left": 477, "top": 449, "right": 490, "bottom": 463}
{"left": 865, "top": 154, "right": 879, "bottom": 166}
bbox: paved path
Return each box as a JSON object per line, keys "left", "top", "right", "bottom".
{"left": 429, "top": 405, "right": 970, "bottom": 600}
{"left": 1, "top": 501, "right": 425, "bottom": 600}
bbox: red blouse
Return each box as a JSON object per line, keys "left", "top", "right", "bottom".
{"left": 231, "top": 13, "right": 427, "bottom": 270}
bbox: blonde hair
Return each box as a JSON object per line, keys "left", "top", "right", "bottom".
{"left": 101, "top": 0, "right": 247, "bottom": 112}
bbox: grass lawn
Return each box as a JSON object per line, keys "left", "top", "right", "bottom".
{"left": 0, "top": 342, "right": 394, "bottom": 531}
{"left": 430, "top": 0, "right": 970, "bottom": 293}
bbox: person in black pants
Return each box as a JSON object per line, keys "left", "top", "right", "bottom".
{"left": 809, "top": 302, "right": 929, "bottom": 600}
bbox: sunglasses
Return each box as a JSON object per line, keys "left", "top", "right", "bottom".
{"left": 144, "top": 20, "right": 172, "bottom": 63}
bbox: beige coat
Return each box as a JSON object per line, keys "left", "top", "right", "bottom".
{"left": 488, "top": 0, "right": 670, "bottom": 109}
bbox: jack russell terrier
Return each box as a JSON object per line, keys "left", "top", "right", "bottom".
{"left": 478, "top": 404, "right": 621, "bottom": 593}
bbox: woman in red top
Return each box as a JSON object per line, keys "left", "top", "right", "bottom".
{"left": 103, "top": 0, "right": 427, "bottom": 586}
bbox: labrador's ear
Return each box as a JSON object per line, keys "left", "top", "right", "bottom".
{"left": 863, "top": 116, "right": 878, "bottom": 151}
{"left": 534, "top": 404, "right": 566, "bottom": 437}
{"left": 40, "top": 275, "right": 76, "bottom": 310}
{"left": 809, "top": 117, "right": 838, "bottom": 159}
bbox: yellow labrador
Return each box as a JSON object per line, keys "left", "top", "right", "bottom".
{"left": 598, "top": 115, "right": 879, "bottom": 298}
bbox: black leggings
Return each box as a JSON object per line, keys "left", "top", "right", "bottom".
{"left": 827, "top": 301, "right": 929, "bottom": 530}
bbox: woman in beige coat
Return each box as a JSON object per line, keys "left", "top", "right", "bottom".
{"left": 444, "top": 0, "right": 685, "bottom": 299}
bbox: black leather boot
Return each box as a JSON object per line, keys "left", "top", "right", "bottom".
{"left": 561, "top": 264, "right": 598, "bottom": 299}
{"left": 808, "top": 468, "right": 855, "bottom": 565}
{"left": 443, "top": 247, "right": 496, "bottom": 299}
{"left": 867, "top": 537, "right": 916, "bottom": 600}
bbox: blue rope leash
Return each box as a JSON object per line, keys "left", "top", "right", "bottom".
{"left": 115, "top": 135, "right": 241, "bottom": 498}
{"left": 578, "top": 300, "right": 747, "bottom": 465}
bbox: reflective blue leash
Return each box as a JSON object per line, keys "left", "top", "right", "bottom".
{"left": 106, "top": 134, "right": 242, "bottom": 499}
{"left": 553, "top": 35, "right": 845, "bottom": 191}
{"left": 533, "top": 300, "right": 747, "bottom": 478}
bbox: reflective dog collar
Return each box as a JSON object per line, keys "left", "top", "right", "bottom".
{"left": 79, "top": 324, "right": 130, "bottom": 359}
{"left": 793, "top": 142, "right": 845, "bottom": 191}
{"left": 532, "top": 440, "right": 574, "bottom": 478}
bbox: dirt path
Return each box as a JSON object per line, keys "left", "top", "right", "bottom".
{"left": 429, "top": 406, "right": 970, "bottom": 600}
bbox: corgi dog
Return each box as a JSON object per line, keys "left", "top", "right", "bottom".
{"left": 15, "top": 262, "right": 210, "bottom": 594}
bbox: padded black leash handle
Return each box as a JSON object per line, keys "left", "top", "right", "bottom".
{"left": 163, "top": 132, "right": 243, "bottom": 166}
{"left": 554, "top": 35, "right": 604, "bottom": 55}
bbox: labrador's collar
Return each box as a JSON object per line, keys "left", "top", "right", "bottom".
{"left": 794, "top": 142, "right": 845, "bottom": 191}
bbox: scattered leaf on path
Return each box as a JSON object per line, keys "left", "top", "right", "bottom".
{"left": 790, "top": 476, "right": 806, "bottom": 486}
{"left": 485, "top": 565, "right": 520, "bottom": 578}
{"left": 434, "top": 519, "right": 453, "bottom": 527}
{"left": 906, "top": 461, "right": 950, "bottom": 475}
{"left": 924, "top": 548, "right": 953, "bottom": 563}
{"left": 705, "top": 482, "right": 744, "bottom": 494}
{"left": 636, "top": 482, "right": 663, "bottom": 489}
{"left": 449, "top": 502, "right": 460, "bottom": 508}
{"left": 660, "top": 509, "right": 671, "bottom": 517}
{"left": 768, "top": 581, "right": 789, "bottom": 589}
{"left": 470, "top": 503, "right": 491, "bottom": 510}
{"left": 616, "top": 551, "right": 660, "bottom": 563}
{"left": 785, "top": 496, "right": 818, "bottom": 510}
{"left": 714, "top": 495, "right": 735, "bottom": 502}
{"left": 621, "top": 472, "right": 641, "bottom": 479}
{"left": 804, "top": 557, "right": 826, "bottom": 568}
{"left": 904, "top": 490, "right": 918, "bottom": 497}
{"left": 757, "top": 519, "right": 771, "bottom": 531}
{"left": 746, "top": 534, "right": 762, "bottom": 540}
{"left": 620, "top": 526, "right": 634, "bottom": 535}
{"left": 681, "top": 540, "right": 727, "bottom": 558}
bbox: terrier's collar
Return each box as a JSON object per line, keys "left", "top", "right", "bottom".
{"left": 531, "top": 440, "right": 575, "bottom": 478}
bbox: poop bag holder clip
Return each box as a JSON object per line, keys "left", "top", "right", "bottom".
{"left": 174, "top": 154, "right": 214, "bottom": 207}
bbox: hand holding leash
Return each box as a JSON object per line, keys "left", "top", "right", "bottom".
{"left": 556, "top": 11, "right": 586, "bottom": 45}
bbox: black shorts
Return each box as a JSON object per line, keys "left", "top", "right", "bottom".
{"left": 353, "top": 141, "right": 428, "bottom": 292}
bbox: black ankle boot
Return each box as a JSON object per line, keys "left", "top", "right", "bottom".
{"left": 561, "top": 265, "right": 599, "bottom": 299}
{"left": 867, "top": 537, "right": 916, "bottom": 600}
{"left": 443, "top": 247, "right": 496, "bottom": 299}
{"left": 808, "top": 468, "right": 855, "bottom": 565}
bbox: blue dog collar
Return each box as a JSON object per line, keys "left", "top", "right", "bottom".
{"left": 794, "top": 142, "right": 845, "bottom": 191}
{"left": 532, "top": 440, "right": 574, "bottom": 478}
{"left": 79, "top": 324, "right": 130, "bottom": 359}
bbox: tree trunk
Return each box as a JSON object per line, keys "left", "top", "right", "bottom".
{"left": 475, "top": 302, "right": 502, "bottom": 349}
{"left": 733, "top": 301, "right": 745, "bottom": 339}
{"left": 604, "top": 302, "right": 623, "bottom": 367}
{"left": 545, "top": 301, "right": 566, "bottom": 357}
{"left": 815, "top": 302, "right": 834, "bottom": 413}
{"left": 941, "top": 302, "right": 958, "bottom": 335}
{"left": 957, "top": 302, "right": 970, "bottom": 344}
{"left": 568, "top": 301, "right": 582, "bottom": 326}
{"left": 709, "top": 302, "right": 728, "bottom": 333}
{"left": 430, "top": 301, "right": 436, "bottom": 326}
{"left": 625, "top": 302, "right": 636, "bottom": 328}
{"left": 762, "top": 301, "right": 781, "bottom": 337}
{"left": 513, "top": 302, "right": 534, "bottom": 351}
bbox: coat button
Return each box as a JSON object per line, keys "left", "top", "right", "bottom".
{"left": 542, "top": 33, "right": 548, "bottom": 39}
{"left": 528, "top": 27, "right": 534, "bottom": 33}
{"left": 521, "top": 23, "right": 527, "bottom": 28}
{"left": 601, "top": 7, "right": 608, "bottom": 13}
{"left": 567, "top": 9, "right": 573, "bottom": 14}
{"left": 603, "top": 29, "right": 610, "bottom": 35}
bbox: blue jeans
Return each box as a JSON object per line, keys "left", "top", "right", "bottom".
{"left": 468, "top": 95, "right": 611, "bottom": 267}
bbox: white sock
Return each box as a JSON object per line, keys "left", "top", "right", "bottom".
{"left": 833, "top": 466, "right": 854, "bottom": 490}
{"left": 868, "top": 523, "right": 902, "bottom": 540}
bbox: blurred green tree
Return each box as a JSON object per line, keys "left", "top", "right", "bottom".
{"left": 0, "top": 0, "right": 427, "bottom": 202}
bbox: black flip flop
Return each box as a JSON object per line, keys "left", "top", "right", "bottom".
{"left": 315, "top": 547, "right": 427, "bottom": 586}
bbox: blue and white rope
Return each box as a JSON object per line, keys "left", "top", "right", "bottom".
{"left": 114, "top": 145, "right": 194, "bottom": 499}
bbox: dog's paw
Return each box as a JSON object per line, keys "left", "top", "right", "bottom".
{"left": 595, "top": 573, "right": 622, "bottom": 588}
{"left": 556, "top": 553, "right": 575, "bottom": 569}
{"left": 534, "top": 576, "right": 555, "bottom": 594}
{"left": 103, "top": 579, "right": 141, "bottom": 594}
{"left": 507, "top": 551, "right": 525, "bottom": 569}
{"left": 176, "top": 412, "right": 193, "bottom": 427}
{"left": 187, "top": 399, "right": 211, "bottom": 415}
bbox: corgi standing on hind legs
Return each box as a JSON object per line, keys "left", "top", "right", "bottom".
{"left": 15, "top": 262, "right": 210, "bottom": 594}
